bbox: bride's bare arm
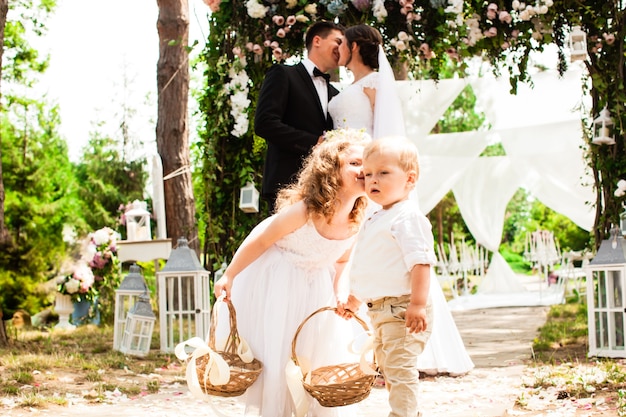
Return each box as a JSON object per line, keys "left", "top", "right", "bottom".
{"left": 363, "top": 87, "right": 376, "bottom": 112}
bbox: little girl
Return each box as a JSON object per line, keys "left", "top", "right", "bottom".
{"left": 214, "top": 129, "right": 370, "bottom": 417}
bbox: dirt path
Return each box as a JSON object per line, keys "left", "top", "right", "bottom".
{"left": 3, "top": 306, "right": 551, "bottom": 417}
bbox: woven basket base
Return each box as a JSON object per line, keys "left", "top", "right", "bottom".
{"left": 303, "top": 362, "right": 376, "bottom": 407}
{"left": 196, "top": 352, "right": 262, "bottom": 397}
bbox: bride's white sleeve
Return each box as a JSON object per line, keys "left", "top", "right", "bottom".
{"left": 373, "top": 45, "right": 407, "bottom": 140}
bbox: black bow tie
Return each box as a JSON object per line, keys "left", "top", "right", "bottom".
{"left": 313, "top": 67, "right": 330, "bottom": 82}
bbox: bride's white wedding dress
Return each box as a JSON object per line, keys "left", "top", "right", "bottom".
{"left": 328, "top": 67, "right": 474, "bottom": 376}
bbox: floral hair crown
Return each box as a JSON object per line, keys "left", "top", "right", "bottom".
{"left": 323, "top": 127, "right": 372, "bottom": 143}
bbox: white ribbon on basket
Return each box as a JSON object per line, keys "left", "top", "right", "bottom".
{"left": 285, "top": 326, "right": 378, "bottom": 417}
{"left": 174, "top": 336, "right": 230, "bottom": 399}
{"left": 174, "top": 295, "right": 256, "bottom": 400}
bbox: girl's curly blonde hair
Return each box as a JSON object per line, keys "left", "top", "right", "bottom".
{"left": 275, "top": 129, "right": 371, "bottom": 231}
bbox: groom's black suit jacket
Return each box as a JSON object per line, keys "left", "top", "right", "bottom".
{"left": 255, "top": 62, "right": 339, "bottom": 206}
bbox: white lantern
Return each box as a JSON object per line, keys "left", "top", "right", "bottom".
{"left": 113, "top": 264, "right": 148, "bottom": 351}
{"left": 125, "top": 200, "right": 152, "bottom": 241}
{"left": 157, "top": 238, "right": 211, "bottom": 353}
{"left": 119, "top": 292, "right": 156, "bottom": 357}
{"left": 569, "top": 25, "right": 587, "bottom": 62}
{"left": 239, "top": 181, "right": 260, "bottom": 213}
{"left": 592, "top": 107, "right": 616, "bottom": 145}
{"left": 586, "top": 229, "right": 626, "bottom": 357}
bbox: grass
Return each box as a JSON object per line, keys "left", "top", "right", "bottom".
{"left": 0, "top": 324, "right": 182, "bottom": 411}
{"left": 3, "top": 294, "right": 626, "bottom": 415}
{"left": 517, "top": 297, "right": 626, "bottom": 415}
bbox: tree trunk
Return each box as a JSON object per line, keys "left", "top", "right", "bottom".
{"left": 156, "top": 0, "right": 198, "bottom": 253}
{"left": 0, "top": 0, "right": 9, "bottom": 251}
{"left": 0, "top": 309, "right": 7, "bottom": 346}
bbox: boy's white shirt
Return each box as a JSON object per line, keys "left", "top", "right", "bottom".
{"left": 349, "top": 199, "right": 436, "bottom": 301}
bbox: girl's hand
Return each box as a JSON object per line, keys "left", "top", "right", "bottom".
{"left": 214, "top": 275, "right": 233, "bottom": 301}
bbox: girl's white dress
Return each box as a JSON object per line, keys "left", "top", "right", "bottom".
{"left": 328, "top": 71, "right": 475, "bottom": 376}
{"left": 230, "top": 217, "right": 357, "bottom": 417}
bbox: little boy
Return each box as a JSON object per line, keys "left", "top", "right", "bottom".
{"left": 339, "top": 136, "right": 436, "bottom": 417}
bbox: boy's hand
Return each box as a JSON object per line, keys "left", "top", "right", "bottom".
{"left": 405, "top": 303, "right": 428, "bottom": 333}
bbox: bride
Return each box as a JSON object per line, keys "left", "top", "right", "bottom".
{"left": 329, "top": 24, "right": 474, "bottom": 376}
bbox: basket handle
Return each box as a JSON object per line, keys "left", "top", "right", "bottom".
{"left": 290, "top": 306, "right": 371, "bottom": 370}
{"left": 208, "top": 295, "right": 255, "bottom": 363}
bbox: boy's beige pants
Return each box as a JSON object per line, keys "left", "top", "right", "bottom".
{"left": 366, "top": 294, "right": 433, "bottom": 417}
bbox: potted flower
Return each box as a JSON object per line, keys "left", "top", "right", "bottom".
{"left": 56, "top": 262, "right": 98, "bottom": 327}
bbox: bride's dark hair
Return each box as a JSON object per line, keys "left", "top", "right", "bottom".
{"left": 345, "top": 24, "right": 383, "bottom": 70}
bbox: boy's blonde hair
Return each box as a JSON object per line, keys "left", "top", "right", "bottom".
{"left": 275, "top": 129, "right": 371, "bottom": 230}
{"left": 363, "top": 136, "right": 420, "bottom": 179}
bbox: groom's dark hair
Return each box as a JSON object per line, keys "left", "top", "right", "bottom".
{"left": 304, "top": 21, "right": 345, "bottom": 51}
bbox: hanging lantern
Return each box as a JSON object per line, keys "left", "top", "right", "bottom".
{"left": 592, "top": 107, "right": 616, "bottom": 145}
{"left": 119, "top": 292, "right": 156, "bottom": 357}
{"left": 239, "top": 181, "right": 260, "bottom": 213}
{"left": 125, "top": 200, "right": 152, "bottom": 241}
{"left": 569, "top": 25, "right": 587, "bottom": 62}
{"left": 113, "top": 264, "right": 149, "bottom": 351}
{"left": 156, "top": 237, "right": 211, "bottom": 353}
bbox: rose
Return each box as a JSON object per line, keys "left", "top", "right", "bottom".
{"left": 64, "top": 278, "right": 80, "bottom": 294}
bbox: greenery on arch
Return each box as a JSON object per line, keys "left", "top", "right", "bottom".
{"left": 196, "top": 0, "right": 626, "bottom": 269}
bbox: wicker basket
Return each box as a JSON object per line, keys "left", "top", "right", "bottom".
{"left": 291, "top": 306, "right": 377, "bottom": 407}
{"left": 196, "top": 299, "right": 262, "bottom": 397}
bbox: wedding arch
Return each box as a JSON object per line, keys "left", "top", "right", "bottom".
{"left": 196, "top": 0, "right": 622, "bottom": 271}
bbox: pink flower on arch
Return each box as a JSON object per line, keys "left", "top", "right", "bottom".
{"left": 272, "top": 47, "right": 283, "bottom": 60}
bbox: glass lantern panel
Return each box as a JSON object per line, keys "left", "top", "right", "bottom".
{"left": 611, "top": 270, "right": 624, "bottom": 308}
{"left": 595, "top": 311, "right": 602, "bottom": 349}
{"left": 597, "top": 271, "right": 607, "bottom": 308}
{"left": 613, "top": 311, "right": 625, "bottom": 350}
{"left": 601, "top": 312, "right": 609, "bottom": 348}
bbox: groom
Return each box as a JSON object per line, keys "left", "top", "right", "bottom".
{"left": 254, "top": 21, "right": 345, "bottom": 210}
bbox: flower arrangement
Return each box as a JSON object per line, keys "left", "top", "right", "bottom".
{"left": 57, "top": 226, "right": 121, "bottom": 324}
{"left": 323, "top": 127, "right": 371, "bottom": 143}
{"left": 57, "top": 262, "right": 96, "bottom": 303}
{"left": 86, "top": 226, "right": 119, "bottom": 283}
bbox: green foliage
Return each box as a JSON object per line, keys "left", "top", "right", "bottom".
{"left": 0, "top": 98, "right": 78, "bottom": 315}
{"left": 527, "top": 200, "right": 592, "bottom": 252}
{"left": 2, "top": 0, "right": 56, "bottom": 85}
{"left": 195, "top": 15, "right": 269, "bottom": 273}
{"left": 435, "top": 84, "right": 488, "bottom": 134}
{"left": 73, "top": 134, "right": 147, "bottom": 235}
{"left": 500, "top": 246, "right": 530, "bottom": 274}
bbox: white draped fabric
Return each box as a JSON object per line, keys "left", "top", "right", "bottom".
{"left": 398, "top": 79, "right": 469, "bottom": 142}
{"left": 498, "top": 120, "right": 595, "bottom": 231}
{"left": 335, "top": 69, "right": 595, "bottom": 309}
{"left": 451, "top": 157, "right": 526, "bottom": 294}
{"left": 398, "top": 71, "right": 595, "bottom": 308}
{"left": 413, "top": 131, "right": 491, "bottom": 215}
